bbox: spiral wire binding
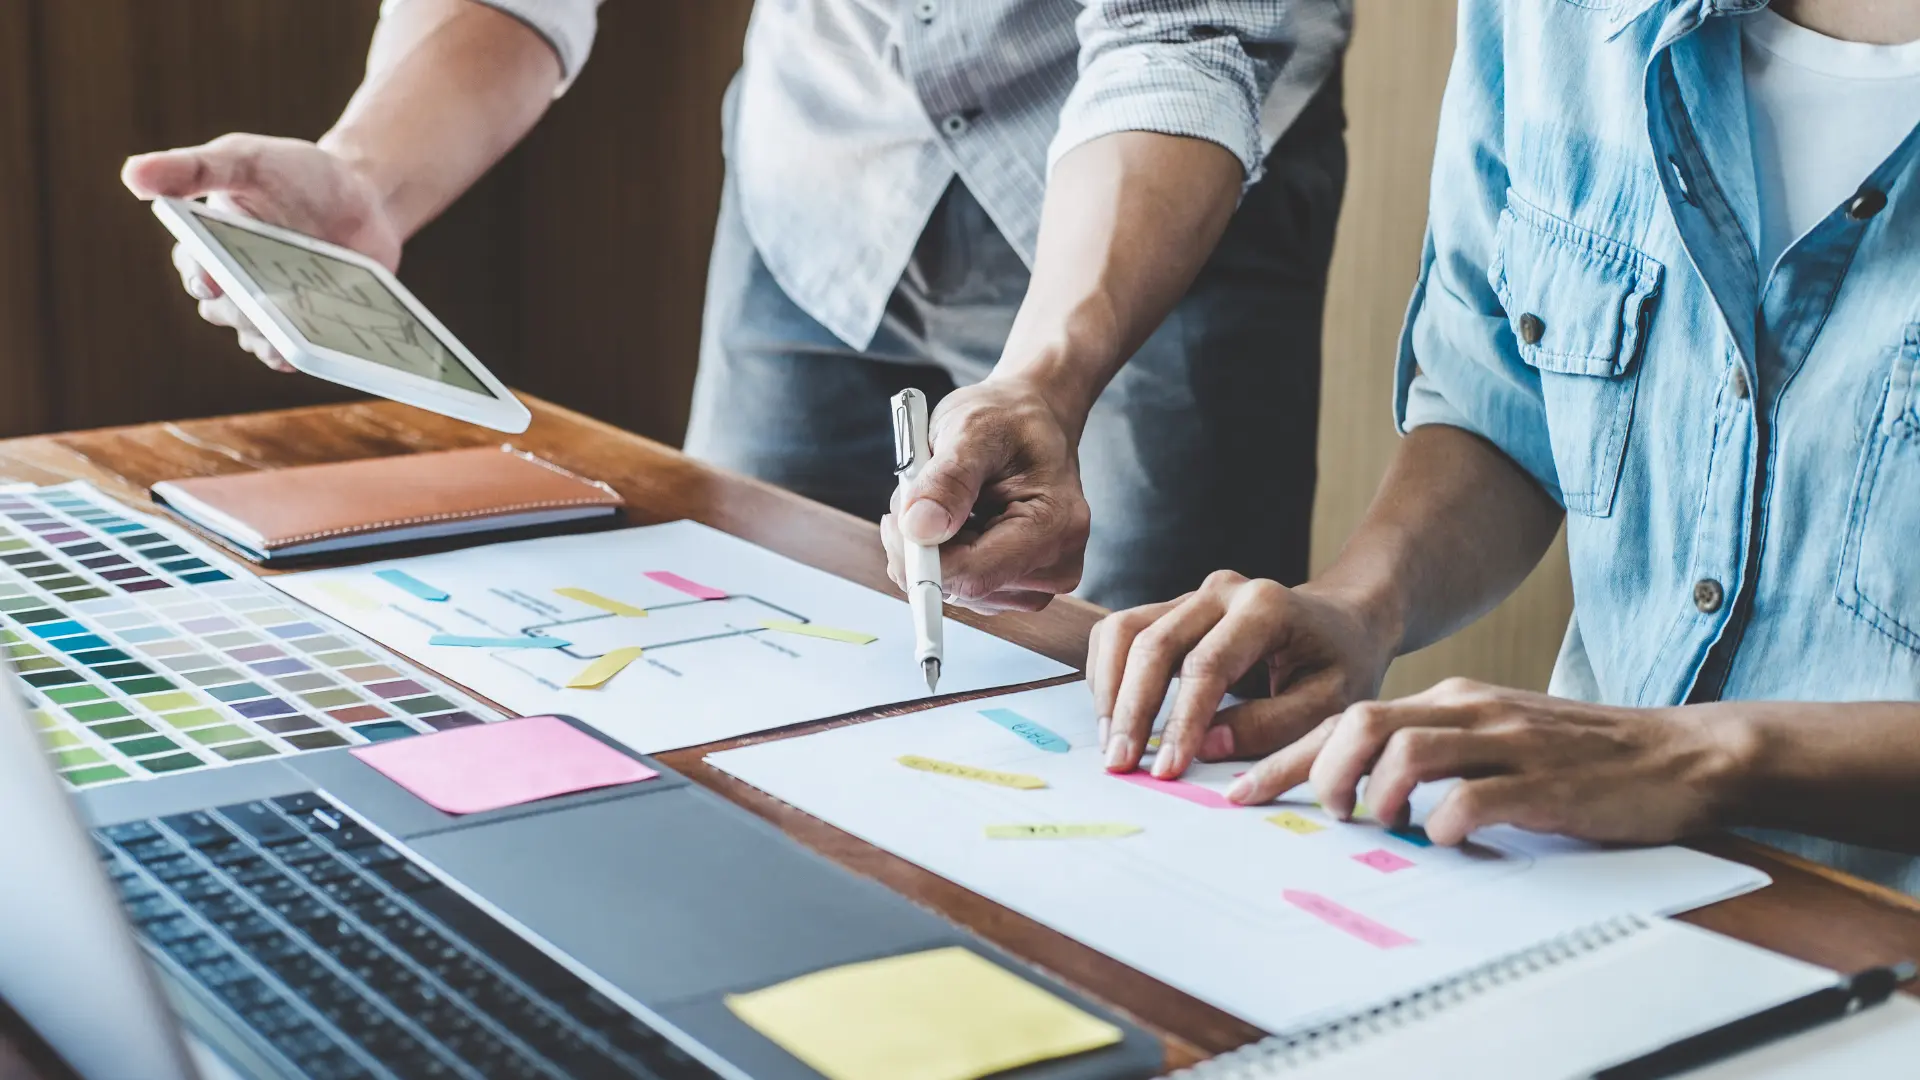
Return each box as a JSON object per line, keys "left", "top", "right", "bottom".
{"left": 1161, "top": 913, "right": 1653, "bottom": 1079}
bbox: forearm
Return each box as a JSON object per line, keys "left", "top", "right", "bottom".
{"left": 988, "top": 131, "right": 1242, "bottom": 437}
{"left": 1708, "top": 701, "right": 1920, "bottom": 852}
{"left": 320, "top": 0, "right": 563, "bottom": 240}
{"left": 1311, "top": 424, "right": 1565, "bottom": 658}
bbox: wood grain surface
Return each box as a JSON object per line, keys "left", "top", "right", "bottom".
{"left": 3, "top": 398, "right": 1918, "bottom": 1074}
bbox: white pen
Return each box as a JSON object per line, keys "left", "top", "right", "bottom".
{"left": 891, "top": 388, "right": 945, "bottom": 693}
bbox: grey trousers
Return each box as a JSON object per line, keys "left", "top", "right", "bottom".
{"left": 685, "top": 75, "right": 1346, "bottom": 610}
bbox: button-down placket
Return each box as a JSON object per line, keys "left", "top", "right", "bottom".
{"left": 1639, "top": 12, "right": 1764, "bottom": 705}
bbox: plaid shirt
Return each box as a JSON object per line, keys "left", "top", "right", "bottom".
{"left": 428, "top": 0, "right": 1349, "bottom": 346}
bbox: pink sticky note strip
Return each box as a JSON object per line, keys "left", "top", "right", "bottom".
{"left": 644, "top": 571, "right": 728, "bottom": 600}
{"left": 1113, "top": 771, "right": 1238, "bottom": 809}
{"left": 1284, "top": 890, "right": 1416, "bottom": 949}
{"left": 1353, "top": 848, "right": 1416, "bottom": 873}
{"left": 350, "top": 715, "right": 657, "bottom": 815}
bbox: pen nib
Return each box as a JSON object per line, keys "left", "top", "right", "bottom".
{"left": 922, "top": 657, "right": 941, "bottom": 694}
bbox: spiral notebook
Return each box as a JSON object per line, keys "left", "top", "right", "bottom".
{"left": 1164, "top": 915, "right": 1920, "bottom": 1079}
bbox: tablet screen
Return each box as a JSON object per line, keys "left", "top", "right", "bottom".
{"left": 198, "top": 217, "right": 493, "bottom": 396}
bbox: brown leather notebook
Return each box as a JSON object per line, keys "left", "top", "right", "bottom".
{"left": 151, "top": 446, "right": 623, "bottom": 562}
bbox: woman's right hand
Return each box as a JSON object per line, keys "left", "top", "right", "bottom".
{"left": 121, "top": 134, "right": 402, "bottom": 371}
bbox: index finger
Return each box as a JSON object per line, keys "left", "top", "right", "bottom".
{"left": 1153, "top": 579, "right": 1292, "bottom": 778}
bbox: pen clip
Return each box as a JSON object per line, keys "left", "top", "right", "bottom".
{"left": 891, "top": 389, "right": 929, "bottom": 475}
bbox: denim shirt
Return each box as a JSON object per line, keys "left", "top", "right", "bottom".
{"left": 1396, "top": 0, "right": 1920, "bottom": 891}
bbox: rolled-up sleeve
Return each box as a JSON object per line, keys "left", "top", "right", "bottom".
{"left": 382, "top": 0, "right": 601, "bottom": 93}
{"left": 1051, "top": 1, "right": 1295, "bottom": 185}
{"left": 1391, "top": 0, "right": 1559, "bottom": 502}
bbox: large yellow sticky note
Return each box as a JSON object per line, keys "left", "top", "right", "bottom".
{"left": 1265, "top": 811, "right": 1325, "bottom": 836}
{"left": 724, "top": 946, "right": 1123, "bottom": 1080}
{"left": 757, "top": 619, "right": 877, "bottom": 645}
{"left": 897, "top": 755, "right": 1046, "bottom": 790}
{"left": 566, "top": 647, "right": 645, "bottom": 689}
{"left": 556, "top": 587, "right": 647, "bottom": 617}
{"left": 985, "top": 823, "right": 1142, "bottom": 840}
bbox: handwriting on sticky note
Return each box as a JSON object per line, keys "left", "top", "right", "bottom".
{"left": 428, "top": 634, "right": 572, "bottom": 649}
{"left": 1113, "top": 770, "right": 1237, "bottom": 808}
{"left": 318, "top": 580, "right": 382, "bottom": 611}
{"left": 1354, "top": 849, "right": 1415, "bottom": 873}
{"left": 374, "top": 568, "right": 448, "bottom": 601}
{"left": 1388, "top": 825, "right": 1433, "bottom": 847}
{"left": 567, "top": 647, "right": 645, "bottom": 689}
{"left": 979, "top": 708, "right": 1070, "bottom": 753}
{"left": 758, "top": 620, "right": 878, "bottom": 645}
{"left": 644, "top": 570, "right": 727, "bottom": 600}
{"left": 1266, "top": 811, "right": 1325, "bottom": 835}
{"left": 723, "top": 946, "right": 1123, "bottom": 1080}
{"left": 350, "top": 714, "right": 656, "bottom": 815}
{"left": 1284, "top": 890, "right": 1416, "bottom": 949}
{"left": 897, "top": 755, "right": 1046, "bottom": 790}
{"left": 555, "top": 587, "right": 647, "bottom": 617}
{"left": 985, "top": 823, "right": 1141, "bottom": 840}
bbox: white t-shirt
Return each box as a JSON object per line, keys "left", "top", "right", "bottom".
{"left": 1742, "top": 9, "right": 1920, "bottom": 274}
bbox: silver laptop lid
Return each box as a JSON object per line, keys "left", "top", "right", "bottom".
{"left": 0, "top": 669, "right": 199, "bottom": 1079}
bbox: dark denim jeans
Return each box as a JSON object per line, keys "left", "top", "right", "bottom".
{"left": 686, "top": 74, "right": 1346, "bottom": 610}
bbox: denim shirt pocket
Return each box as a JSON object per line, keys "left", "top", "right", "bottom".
{"left": 1837, "top": 327, "right": 1920, "bottom": 653}
{"left": 1491, "top": 193, "right": 1664, "bottom": 516}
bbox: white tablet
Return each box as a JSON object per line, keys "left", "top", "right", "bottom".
{"left": 151, "top": 196, "right": 532, "bottom": 433}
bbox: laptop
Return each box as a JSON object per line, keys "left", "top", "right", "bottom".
{"left": 0, "top": 671, "right": 1161, "bottom": 1080}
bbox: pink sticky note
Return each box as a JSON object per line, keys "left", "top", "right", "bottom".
{"left": 1353, "top": 848, "right": 1416, "bottom": 873}
{"left": 350, "top": 715, "right": 657, "bottom": 815}
{"left": 1113, "top": 771, "right": 1238, "bottom": 809}
{"left": 1284, "top": 890, "right": 1416, "bottom": 949}
{"left": 645, "top": 570, "right": 728, "bottom": 600}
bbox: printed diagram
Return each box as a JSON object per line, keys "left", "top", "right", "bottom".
{"left": 517, "top": 593, "right": 816, "bottom": 663}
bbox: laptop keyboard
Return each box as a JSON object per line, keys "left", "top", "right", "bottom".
{"left": 97, "top": 794, "right": 719, "bottom": 1080}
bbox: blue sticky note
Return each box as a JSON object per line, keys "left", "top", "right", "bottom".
{"left": 375, "top": 569, "right": 449, "bottom": 602}
{"left": 1387, "top": 825, "right": 1433, "bottom": 847}
{"left": 980, "top": 708, "right": 1071, "bottom": 753}
{"left": 428, "top": 634, "right": 572, "bottom": 649}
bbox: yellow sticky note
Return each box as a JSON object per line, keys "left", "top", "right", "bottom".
{"left": 758, "top": 620, "right": 877, "bottom": 645}
{"left": 556, "top": 588, "right": 647, "bottom": 618}
{"left": 566, "top": 647, "right": 645, "bottom": 689}
{"left": 1143, "top": 734, "right": 1162, "bottom": 753}
{"left": 897, "top": 755, "right": 1046, "bottom": 790}
{"left": 985, "top": 823, "right": 1142, "bottom": 840}
{"left": 724, "top": 946, "right": 1123, "bottom": 1080}
{"left": 1266, "top": 811, "right": 1325, "bottom": 836}
{"left": 318, "top": 581, "right": 381, "bottom": 611}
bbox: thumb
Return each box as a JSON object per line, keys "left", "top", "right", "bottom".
{"left": 901, "top": 433, "right": 997, "bottom": 545}
{"left": 122, "top": 136, "right": 259, "bottom": 201}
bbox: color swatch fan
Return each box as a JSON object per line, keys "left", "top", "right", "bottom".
{"left": 0, "top": 482, "right": 499, "bottom": 788}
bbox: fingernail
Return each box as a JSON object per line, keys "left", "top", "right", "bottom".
{"left": 1199, "top": 725, "right": 1234, "bottom": 759}
{"left": 187, "top": 278, "right": 212, "bottom": 300}
{"left": 1105, "top": 736, "right": 1133, "bottom": 772}
{"left": 901, "top": 500, "right": 953, "bottom": 544}
{"left": 1226, "top": 777, "right": 1253, "bottom": 802}
{"left": 1150, "top": 746, "right": 1178, "bottom": 778}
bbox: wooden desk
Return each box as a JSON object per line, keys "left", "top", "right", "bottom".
{"left": 6, "top": 396, "right": 1920, "bottom": 1073}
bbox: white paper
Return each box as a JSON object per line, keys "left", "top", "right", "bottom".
{"left": 707, "top": 682, "right": 1771, "bottom": 1036}
{"left": 273, "top": 522, "right": 1073, "bottom": 753}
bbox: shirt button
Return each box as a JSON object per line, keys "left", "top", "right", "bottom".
{"left": 1693, "top": 579, "right": 1724, "bottom": 614}
{"left": 1847, "top": 188, "right": 1887, "bottom": 221}
{"left": 1517, "top": 313, "right": 1545, "bottom": 346}
{"left": 914, "top": 0, "right": 938, "bottom": 20}
{"left": 940, "top": 114, "right": 969, "bottom": 137}
{"left": 1730, "top": 367, "right": 1749, "bottom": 401}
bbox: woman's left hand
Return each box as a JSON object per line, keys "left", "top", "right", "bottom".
{"left": 1224, "top": 678, "right": 1750, "bottom": 846}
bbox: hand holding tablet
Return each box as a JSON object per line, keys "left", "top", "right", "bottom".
{"left": 133, "top": 188, "right": 530, "bottom": 433}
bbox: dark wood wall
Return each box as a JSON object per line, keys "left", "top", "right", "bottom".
{"left": 0, "top": 0, "right": 753, "bottom": 443}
